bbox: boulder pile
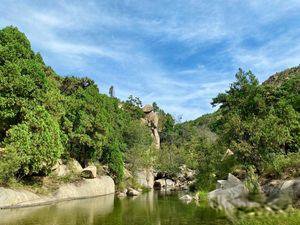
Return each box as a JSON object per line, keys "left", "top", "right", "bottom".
{"left": 153, "top": 165, "right": 196, "bottom": 191}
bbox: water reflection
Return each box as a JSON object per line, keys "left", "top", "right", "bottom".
{"left": 0, "top": 191, "right": 230, "bottom": 225}
{"left": 0, "top": 194, "right": 114, "bottom": 225}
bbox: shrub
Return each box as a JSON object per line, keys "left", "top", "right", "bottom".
{"left": 0, "top": 106, "right": 64, "bottom": 181}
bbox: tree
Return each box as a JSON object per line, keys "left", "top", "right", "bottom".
{"left": 212, "top": 69, "right": 300, "bottom": 169}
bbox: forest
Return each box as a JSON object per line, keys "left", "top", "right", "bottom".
{"left": 0, "top": 26, "right": 300, "bottom": 196}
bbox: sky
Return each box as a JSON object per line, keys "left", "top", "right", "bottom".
{"left": 1, "top": 0, "right": 300, "bottom": 121}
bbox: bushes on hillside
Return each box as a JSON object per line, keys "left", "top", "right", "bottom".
{"left": 212, "top": 69, "right": 300, "bottom": 171}
{"left": 0, "top": 26, "right": 153, "bottom": 184}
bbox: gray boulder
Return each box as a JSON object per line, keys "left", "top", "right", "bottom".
{"left": 216, "top": 173, "right": 242, "bottom": 189}
{"left": 266, "top": 178, "right": 300, "bottom": 208}
{"left": 208, "top": 174, "right": 260, "bottom": 215}
{"left": 142, "top": 104, "right": 153, "bottom": 113}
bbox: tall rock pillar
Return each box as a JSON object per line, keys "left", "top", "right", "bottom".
{"left": 142, "top": 104, "right": 160, "bottom": 149}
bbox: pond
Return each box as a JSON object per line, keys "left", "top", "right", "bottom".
{"left": 0, "top": 191, "right": 231, "bottom": 225}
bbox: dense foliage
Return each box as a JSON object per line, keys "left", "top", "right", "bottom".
{"left": 1, "top": 26, "right": 299, "bottom": 193}
{"left": 212, "top": 69, "right": 300, "bottom": 169}
{"left": 0, "top": 26, "right": 152, "bottom": 184}
{"left": 160, "top": 67, "right": 300, "bottom": 190}
{"left": 187, "top": 68, "right": 299, "bottom": 190}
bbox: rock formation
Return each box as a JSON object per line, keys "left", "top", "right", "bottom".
{"left": 136, "top": 168, "right": 154, "bottom": 189}
{"left": 142, "top": 104, "right": 160, "bottom": 149}
{"left": 0, "top": 176, "right": 115, "bottom": 209}
{"left": 208, "top": 174, "right": 260, "bottom": 215}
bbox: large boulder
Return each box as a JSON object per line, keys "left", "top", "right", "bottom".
{"left": 68, "top": 159, "right": 83, "bottom": 173}
{"left": 216, "top": 173, "right": 242, "bottom": 189}
{"left": 81, "top": 165, "right": 97, "bottom": 179}
{"left": 266, "top": 178, "right": 300, "bottom": 208}
{"left": 208, "top": 174, "right": 260, "bottom": 215}
{"left": 136, "top": 169, "right": 154, "bottom": 189}
{"left": 142, "top": 104, "right": 153, "bottom": 113}
{"left": 52, "top": 160, "right": 70, "bottom": 177}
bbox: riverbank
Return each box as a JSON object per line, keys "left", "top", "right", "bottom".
{"left": 0, "top": 176, "right": 115, "bottom": 209}
{"left": 0, "top": 191, "right": 231, "bottom": 225}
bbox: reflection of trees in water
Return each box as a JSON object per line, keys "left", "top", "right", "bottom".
{"left": 0, "top": 191, "right": 230, "bottom": 225}
{"left": 0, "top": 194, "right": 114, "bottom": 225}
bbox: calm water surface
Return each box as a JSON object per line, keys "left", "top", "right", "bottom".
{"left": 0, "top": 191, "right": 230, "bottom": 225}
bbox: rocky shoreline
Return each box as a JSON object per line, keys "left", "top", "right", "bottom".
{"left": 0, "top": 176, "right": 115, "bottom": 209}
{"left": 208, "top": 173, "right": 300, "bottom": 216}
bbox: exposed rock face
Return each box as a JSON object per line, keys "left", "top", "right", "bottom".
{"left": 0, "top": 188, "right": 41, "bottom": 208}
{"left": 208, "top": 174, "right": 260, "bottom": 215}
{"left": 81, "top": 165, "right": 97, "bottom": 179}
{"left": 0, "top": 176, "right": 115, "bottom": 209}
{"left": 54, "top": 176, "right": 114, "bottom": 199}
{"left": 142, "top": 104, "right": 160, "bottom": 149}
{"left": 136, "top": 168, "right": 154, "bottom": 189}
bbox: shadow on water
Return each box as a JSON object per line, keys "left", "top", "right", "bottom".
{"left": 0, "top": 191, "right": 230, "bottom": 225}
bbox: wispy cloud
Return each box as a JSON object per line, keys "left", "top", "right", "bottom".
{"left": 1, "top": 0, "right": 300, "bottom": 120}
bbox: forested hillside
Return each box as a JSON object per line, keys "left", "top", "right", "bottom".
{"left": 1, "top": 26, "right": 299, "bottom": 195}
{"left": 174, "top": 67, "right": 300, "bottom": 190}
{"left": 0, "top": 26, "right": 159, "bottom": 185}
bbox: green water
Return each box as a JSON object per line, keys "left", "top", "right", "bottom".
{"left": 0, "top": 191, "right": 230, "bottom": 225}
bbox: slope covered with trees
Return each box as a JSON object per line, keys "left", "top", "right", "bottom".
{"left": 1, "top": 26, "right": 299, "bottom": 195}
{"left": 0, "top": 26, "right": 155, "bottom": 185}
{"left": 173, "top": 67, "right": 300, "bottom": 190}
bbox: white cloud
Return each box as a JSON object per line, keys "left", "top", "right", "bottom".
{"left": 1, "top": 0, "right": 300, "bottom": 121}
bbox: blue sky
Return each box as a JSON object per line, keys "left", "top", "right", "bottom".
{"left": 1, "top": 0, "right": 300, "bottom": 121}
